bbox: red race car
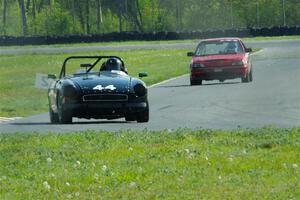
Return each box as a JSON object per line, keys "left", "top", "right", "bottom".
{"left": 187, "top": 37, "right": 253, "bottom": 85}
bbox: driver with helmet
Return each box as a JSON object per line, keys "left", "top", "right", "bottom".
{"left": 100, "top": 58, "right": 128, "bottom": 74}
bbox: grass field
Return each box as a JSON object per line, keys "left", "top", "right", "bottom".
{"left": 0, "top": 37, "right": 299, "bottom": 199}
{"left": 0, "top": 127, "right": 299, "bottom": 199}
{"left": 0, "top": 35, "right": 291, "bottom": 118}
{"left": 0, "top": 49, "right": 190, "bottom": 117}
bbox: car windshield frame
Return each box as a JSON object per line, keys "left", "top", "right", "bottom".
{"left": 59, "top": 56, "right": 124, "bottom": 79}
{"left": 194, "top": 40, "right": 244, "bottom": 57}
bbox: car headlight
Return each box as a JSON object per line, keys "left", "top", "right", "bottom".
{"left": 193, "top": 63, "right": 205, "bottom": 68}
{"left": 63, "top": 84, "right": 77, "bottom": 97}
{"left": 232, "top": 61, "right": 244, "bottom": 66}
{"left": 134, "top": 84, "right": 147, "bottom": 97}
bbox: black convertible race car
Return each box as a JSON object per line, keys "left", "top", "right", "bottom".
{"left": 48, "top": 56, "right": 149, "bottom": 124}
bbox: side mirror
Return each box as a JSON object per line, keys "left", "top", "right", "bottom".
{"left": 48, "top": 74, "right": 57, "bottom": 79}
{"left": 245, "top": 48, "right": 252, "bottom": 53}
{"left": 80, "top": 63, "right": 92, "bottom": 68}
{"left": 187, "top": 52, "right": 195, "bottom": 57}
{"left": 138, "top": 72, "right": 148, "bottom": 78}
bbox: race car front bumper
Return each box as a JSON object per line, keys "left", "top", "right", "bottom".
{"left": 190, "top": 66, "right": 247, "bottom": 81}
{"left": 63, "top": 101, "right": 148, "bottom": 119}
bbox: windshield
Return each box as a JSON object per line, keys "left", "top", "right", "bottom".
{"left": 195, "top": 40, "right": 244, "bottom": 56}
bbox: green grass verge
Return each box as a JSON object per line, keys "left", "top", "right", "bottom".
{"left": 0, "top": 49, "right": 190, "bottom": 117}
{"left": 0, "top": 46, "right": 261, "bottom": 117}
{"left": 0, "top": 127, "right": 299, "bottom": 199}
{"left": 0, "top": 46, "right": 261, "bottom": 118}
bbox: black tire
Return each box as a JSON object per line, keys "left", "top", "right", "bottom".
{"left": 57, "top": 95, "right": 72, "bottom": 124}
{"left": 136, "top": 103, "right": 149, "bottom": 123}
{"left": 190, "top": 79, "right": 202, "bottom": 86}
{"left": 241, "top": 72, "right": 250, "bottom": 83}
{"left": 125, "top": 114, "right": 136, "bottom": 122}
{"left": 49, "top": 105, "right": 59, "bottom": 124}
{"left": 249, "top": 68, "right": 253, "bottom": 82}
{"left": 190, "top": 79, "right": 195, "bottom": 85}
{"left": 197, "top": 80, "right": 202, "bottom": 85}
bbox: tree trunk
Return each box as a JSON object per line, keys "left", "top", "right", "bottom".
{"left": 78, "top": 1, "right": 85, "bottom": 32}
{"left": 96, "top": 0, "right": 103, "bottom": 33}
{"left": 86, "top": 0, "right": 90, "bottom": 34}
{"left": 18, "top": 0, "right": 27, "bottom": 36}
{"left": 32, "top": 0, "right": 36, "bottom": 19}
{"left": 118, "top": 13, "right": 122, "bottom": 32}
{"left": 71, "top": 0, "right": 75, "bottom": 31}
{"left": 176, "top": 0, "right": 179, "bottom": 31}
{"left": 2, "top": 0, "right": 7, "bottom": 34}
{"left": 26, "top": 0, "right": 30, "bottom": 12}
{"left": 135, "top": 0, "right": 143, "bottom": 32}
{"left": 282, "top": 0, "right": 286, "bottom": 26}
{"left": 32, "top": 0, "right": 37, "bottom": 34}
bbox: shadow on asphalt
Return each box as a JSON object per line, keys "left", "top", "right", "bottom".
{"left": 156, "top": 84, "right": 190, "bottom": 88}
{"left": 10, "top": 120, "right": 129, "bottom": 125}
{"left": 157, "top": 81, "right": 240, "bottom": 88}
{"left": 202, "top": 81, "right": 241, "bottom": 86}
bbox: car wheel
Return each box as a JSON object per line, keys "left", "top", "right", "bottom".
{"left": 57, "top": 95, "right": 72, "bottom": 124}
{"left": 249, "top": 68, "right": 253, "bottom": 82}
{"left": 49, "top": 105, "right": 59, "bottom": 124}
{"left": 190, "top": 79, "right": 202, "bottom": 85}
{"left": 241, "top": 72, "right": 250, "bottom": 83}
{"left": 136, "top": 103, "right": 149, "bottom": 123}
{"left": 190, "top": 79, "right": 196, "bottom": 85}
{"left": 125, "top": 114, "right": 136, "bottom": 122}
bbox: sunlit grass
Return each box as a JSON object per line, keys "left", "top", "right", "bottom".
{"left": 0, "top": 127, "right": 299, "bottom": 199}
{"left": 0, "top": 49, "right": 190, "bottom": 117}
{"left": 0, "top": 38, "right": 262, "bottom": 118}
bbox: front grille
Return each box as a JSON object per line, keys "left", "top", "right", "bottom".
{"left": 83, "top": 94, "right": 128, "bottom": 102}
{"left": 205, "top": 59, "right": 225, "bottom": 62}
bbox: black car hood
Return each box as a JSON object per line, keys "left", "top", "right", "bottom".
{"left": 68, "top": 71, "right": 131, "bottom": 93}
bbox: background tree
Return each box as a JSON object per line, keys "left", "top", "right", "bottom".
{"left": 0, "top": 0, "right": 299, "bottom": 36}
{"left": 1, "top": 0, "right": 8, "bottom": 34}
{"left": 18, "top": 0, "right": 27, "bottom": 35}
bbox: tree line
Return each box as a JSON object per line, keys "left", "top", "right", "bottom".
{"left": 1, "top": 0, "right": 300, "bottom": 36}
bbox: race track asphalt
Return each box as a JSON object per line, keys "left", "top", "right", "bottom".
{"left": 0, "top": 40, "right": 299, "bottom": 133}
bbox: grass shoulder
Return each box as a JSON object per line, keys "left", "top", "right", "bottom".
{"left": 0, "top": 49, "right": 190, "bottom": 117}
{"left": 0, "top": 45, "right": 261, "bottom": 118}
{"left": 0, "top": 127, "right": 299, "bottom": 199}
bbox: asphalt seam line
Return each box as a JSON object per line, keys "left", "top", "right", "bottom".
{"left": 148, "top": 74, "right": 189, "bottom": 88}
{"left": 0, "top": 117, "right": 22, "bottom": 123}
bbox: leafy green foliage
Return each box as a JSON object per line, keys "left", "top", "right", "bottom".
{"left": 35, "top": 3, "right": 74, "bottom": 35}
{"left": 1, "top": 0, "right": 300, "bottom": 36}
{"left": 0, "top": 127, "right": 300, "bottom": 199}
{"left": 0, "top": 48, "right": 189, "bottom": 117}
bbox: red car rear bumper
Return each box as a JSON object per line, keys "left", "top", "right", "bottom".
{"left": 190, "top": 66, "right": 248, "bottom": 81}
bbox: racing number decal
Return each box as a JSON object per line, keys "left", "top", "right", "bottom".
{"left": 93, "top": 85, "right": 104, "bottom": 91}
{"left": 93, "top": 85, "right": 116, "bottom": 91}
{"left": 105, "top": 85, "right": 116, "bottom": 91}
